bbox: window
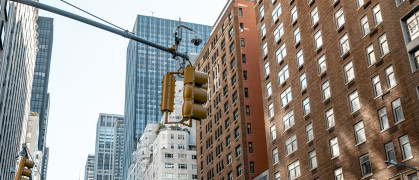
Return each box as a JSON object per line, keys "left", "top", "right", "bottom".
{"left": 396, "top": 0, "right": 405, "bottom": 6}
{"left": 314, "top": 30, "right": 323, "bottom": 49}
{"left": 234, "top": 109, "right": 239, "bottom": 120}
{"left": 378, "top": 108, "right": 389, "bottom": 131}
{"left": 366, "top": 44, "right": 376, "bottom": 66}
{"left": 268, "top": 103, "right": 274, "bottom": 118}
{"left": 309, "top": 150, "right": 318, "bottom": 169}
{"left": 340, "top": 34, "right": 350, "bottom": 55}
{"left": 266, "top": 82, "right": 272, "bottom": 97}
{"left": 385, "top": 66, "right": 397, "bottom": 88}
{"left": 227, "top": 153, "right": 232, "bottom": 164}
{"left": 349, "top": 90, "right": 360, "bottom": 113}
{"left": 372, "top": 75, "right": 383, "bottom": 97}
{"left": 306, "top": 123, "right": 314, "bottom": 142}
{"left": 392, "top": 98, "right": 405, "bottom": 123}
{"left": 276, "top": 43, "right": 287, "bottom": 63}
{"left": 272, "top": 148, "right": 279, "bottom": 164}
{"left": 240, "top": 23, "right": 244, "bottom": 32}
{"left": 372, "top": 4, "right": 383, "bottom": 26}
{"left": 249, "top": 142, "right": 253, "bottom": 153}
{"left": 379, "top": 34, "right": 389, "bottom": 56}
{"left": 164, "top": 173, "right": 175, "bottom": 178}
{"left": 311, "top": 6, "right": 319, "bottom": 26}
{"left": 232, "top": 91, "right": 238, "bottom": 102}
{"left": 272, "top": 3, "right": 282, "bottom": 23}
{"left": 359, "top": 154, "right": 372, "bottom": 177}
{"left": 259, "top": 5, "right": 265, "bottom": 20}
{"left": 241, "top": 38, "right": 245, "bottom": 48}
{"left": 245, "top": 106, "right": 250, "bottom": 116}
{"left": 297, "top": 49, "right": 304, "bottom": 67}
{"left": 247, "top": 123, "right": 251, "bottom": 134}
{"left": 303, "top": 97, "right": 310, "bottom": 116}
{"left": 408, "top": 173, "right": 418, "bottom": 180}
{"left": 223, "top": 70, "right": 227, "bottom": 80}
{"left": 356, "top": 0, "right": 364, "bottom": 9}
{"left": 330, "top": 137, "right": 340, "bottom": 158}
{"left": 294, "top": 27, "right": 300, "bottom": 44}
{"left": 245, "top": 88, "right": 249, "bottom": 97}
{"left": 335, "top": 8, "right": 345, "bottom": 29}
{"left": 270, "top": 125, "right": 277, "bottom": 140}
{"left": 178, "top": 144, "right": 185, "bottom": 149}
{"left": 334, "top": 167, "right": 343, "bottom": 180}
{"left": 265, "top": 62, "right": 270, "bottom": 76}
{"left": 281, "top": 87, "right": 292, "bottom": 107}
{"left": 178, "top": 164, "right": 188, "bottom": 169}
{"left": 223, "top": 86, "right": 228, "bottom": 97}
{"left": 225, "top": 118, "right": 230, "bottom": 129}
{"left": 322, "top": 80, "right": 331, "bottom": 101}
{"left": 288, "top": 160, "right": 301, "bottom": 180}
{"left": 344, "top": 61, "right": 355, "bottom": 83}
{"left": 230, "top": 42, "right": 235, "bottom": 54}
{"left": 192, "top": 175, "right": 197, "bottom": 179}
{"left": 221, "top": 39, "right": 226, "bottom": 49}
{"left": 224, "top": 101, "right": 229, "bottom": 112}
{"left": 300, "top": 73, "right": 307, "bottom": 91}
{"left": 285, "top": 134, "right": 298, "bottom": 155}
{"left": 278, "top": 64, "right": 289, "bottom": 85}
{"left": 399, "top": 135, "right": 413, "bottom": 160}
{"left": 178, "top": 135, "right": 185, "bottom": 139}
{"left": 229, "top": 27, "right": 234, "bottom": 38}
{"left": 263, "top": 42, "right": 268, "bottom": 56}
{"left": 226, "top": 135, "right": 231, "bottom": 146}
{"left": 291, "top": 6, "right": 298, "bottom": 22}
{"left": 243, "top": 71, "right": 247, "bottom": 80}
{"left": 412, "top": 50, "right": 419, "bottom": 71}
{"left": 165, "top": 163, "right": 174, "bottom": 169}
{"left": 354, "top": 121, "right": 366, "bottom": 144}
{"left": 361, "top": 16, "right": 370, "bottom": 37}
{"left": 318, "top": 55, "right": 327, "bottom": 75}
{"left": 274, "top": 22, "right": 284, "bottom": 42}
{"left": 228, "top": 172, "right": 233, "bottom": 180}
{"left": 326, "top": 108, "right": 335, "bottom": 129}
{"left": 242, "top": 54, "right": 246, "bottom": 64}
{"left": 235, "top": 145, "right": 241, "bottom": 157}
{"left": 274, "top": 172, "right": 280, "bottom": 180}
{"left": 236, "top": 164, "right": 242, "bottom": 177}
{"left": 250, "top": 162, "right": 255, "bottom": 173}
{"left": 261, "top": 24, "right": 266, "bottom": 37}
{"left": 165, "top": 153, "right": 174, "bottom": 158}
{"left": 406, "top": 11, "right": 419, "bottom": 41}
{"left": 283, "top": 109, "right": 295, "bottom": 131}
{"left": 239, "top": 8, "right": 243, "bottom": 16}
{"left": 234, "top": 127, "right": 240, "bottom": 139}
{"left": 232, "top": 74, "right": 237, "bottom": 86}
{"left": 385, "top": 142, "right": 396, "bottom": 163}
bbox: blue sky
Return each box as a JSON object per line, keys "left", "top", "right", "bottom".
{"left": 38, "top": 0, "right": 226, "bottom": 179}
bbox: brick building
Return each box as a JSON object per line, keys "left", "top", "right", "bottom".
{"left": 194, "top": 0, "right": 268, "bottom": 179}
{"left": 254, "top": 0, "right": 419, "bottom": 179}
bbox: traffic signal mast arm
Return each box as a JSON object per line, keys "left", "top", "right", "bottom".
{"left": 10, "top": 0, "right": 189, "bottom": 59}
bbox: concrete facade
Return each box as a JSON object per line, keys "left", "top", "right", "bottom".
{"left": 194, "top": 0, "right": 269, "bottom": 179}
{"left": 254, "top": 0, "right": 419, "bottom": 179}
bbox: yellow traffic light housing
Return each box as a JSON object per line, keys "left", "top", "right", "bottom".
{"left": 182, "top": 65, "right": 208, "bottom": 120}
{"left": 161, "top": 73, "right": 176, "bottom": 113}
{"left": 15, "top": 156, "right": 34, "bottom": 180}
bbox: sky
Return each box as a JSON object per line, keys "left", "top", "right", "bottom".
{"left": 38, "top": 0, "right": 226, "bottom": 179}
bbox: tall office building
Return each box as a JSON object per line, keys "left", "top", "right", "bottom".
{"left": 254, "top": 0, "right": 419, "bottom": 179}
{"left": 0, "top": 1, "right": 39, "bottom": 179}
{"left": 194, "top": 0, "right": 269, "bottom": 179}
{"left": 123, "top": 15, "right": 211, "bottom": 178}
{"left": 32, "top": 16, "right": 53, "bottom": 180}
{"left": 85, "top": 154, "right": 95, "bottom": 180}
{"left": 41, "top": 147, "right": 49, "bottom": 180}
{"left": 93, "top": 113, "right": 124, "bottom": 180}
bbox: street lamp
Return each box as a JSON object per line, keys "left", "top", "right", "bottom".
{"left": 385, "top": 161, "right": 419, "bottom": 172}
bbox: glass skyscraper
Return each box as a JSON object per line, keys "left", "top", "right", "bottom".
{"left": 123, "top": 15, "right": 211, "bottom": 179}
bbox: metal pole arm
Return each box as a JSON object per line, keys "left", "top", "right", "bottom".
{"left": 10, "top": 0, "right": 189, "bottom": 59}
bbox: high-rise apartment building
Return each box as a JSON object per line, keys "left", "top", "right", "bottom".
{"left": 0, "top": 1, "right": 39, "bottom": 179}
{"left": 85, "top": 154, "right": 95, "bottom": 180}
{"left": 93, "top": 113, "right": 124, "bottom": 180}
{"left": 254, "top": 0, "right": 419, "bottom": 179}
{"left": 123, "top": 15, "right": 211, "bottom": 178}
{"left": 193, "top": 0, "right": 269, "bottom": 179}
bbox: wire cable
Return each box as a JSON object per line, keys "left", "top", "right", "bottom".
{"left": 59, "top": 0, "right": 134, "bottom": 34}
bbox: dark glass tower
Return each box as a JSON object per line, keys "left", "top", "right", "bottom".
{"left": 31, "top": 16, "right": 53, "bottom": 180}
{"left": 123, "top": 15, "right": 211, "bottom": 179}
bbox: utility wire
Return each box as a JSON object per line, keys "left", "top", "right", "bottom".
{"left": 59, "top": 0, "right": 134, "bottom": 34}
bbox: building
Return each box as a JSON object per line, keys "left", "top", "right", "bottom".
{"left": 85, "top": 154, "right": 95, "bottom": 180}
{"left": 25, "top": 113, "right": 41, "bottom": 180}
{"left": 254, "top": 0, "right": 419, "bottom": 179}
{"left": 41, "top": 147, "right": 49, "bottom": 180}
{"left": 0, "top": 1, "right": 39, "bottom": 179}
{"left": 31, "top": 15, "right": 53, "bottom": 180}
{"left": 193, "top": 0, "right": 269, "bottom": 179}
{"left": 123, "top": 15, "right": 211, "bottom": 178}
{"left": 93, "top": 113, "right": 124, "bottom": 180}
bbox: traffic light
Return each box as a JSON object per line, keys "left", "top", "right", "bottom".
{"left": 15, "top": 156, "right": 34, "bottom": 180}
{"left": 161, "top": 73, "right": 176, "bottom": 113}
{"left": 182, "top": 65, "right": 208, "bottom": 120}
